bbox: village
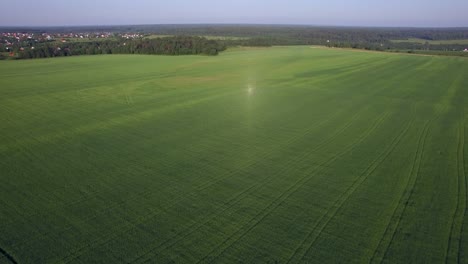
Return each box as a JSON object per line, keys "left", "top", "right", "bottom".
{"left": 0, "top": 31, "right": 144, "bottom": 56}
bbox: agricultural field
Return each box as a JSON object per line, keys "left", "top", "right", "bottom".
{"left": 0, "top": 46, "right": 467, "bottom": 263}
{"left": 55, "top": 37, "right": 118, "bottom": 43}
{"left": 144, "top": 34, "right": 248, "bottom": 40}
{"left": 391, "top": 37, "right": 468, "bottom": 45}
{"left": 144, "top": 34, "right": 174, "bottom": 39}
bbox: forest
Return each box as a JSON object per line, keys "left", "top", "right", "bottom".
{"left": 12, "top": 36, "right": 226, "bottom": 59}
{"left": 1, "top": 25, "right": 468, "bottom": 60}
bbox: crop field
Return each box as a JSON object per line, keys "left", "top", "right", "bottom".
{"left": 0, "top": 46, "right": 468, "bottom": 263}
{"left": 391, "top": 38, "right": 468, "bottom": 45}
{"left": 144, "top": 34, "right": 248, "bottom": 40}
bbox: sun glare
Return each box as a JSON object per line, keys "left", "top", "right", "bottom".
{"left": 247, "top": 84, "right": 255, "bottom": 95}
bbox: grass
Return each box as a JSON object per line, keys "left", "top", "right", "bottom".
{"left": 54, "top": 37, "right": 118, "bottom": 43}
{"left": 202, "top": 36, "right": 248, "bottom": 40}
{"left": 144, "top": 34, "right": 174, "bottom": 39}
{"left": 391, "top": 38, "right": 468, "bottom": 45}
{"left": 144, "top": 34, "right": 248, "bottom": 40}
{"left": 0, "top": 46, "right": 467, "bottom": 263}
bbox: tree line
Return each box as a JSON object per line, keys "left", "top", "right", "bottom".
{"left": 12, "top": 36, "right": 226, "bottom": 59}
{"left": 2, "top": 25, "right": 468, "bottom": 60}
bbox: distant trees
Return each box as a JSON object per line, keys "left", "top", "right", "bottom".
{"left": 15, "top": 36, "right": 227, "bottom": 59}
{"left": 2, "top": 25, "right": 466, "bottom": 41}
{"left": 7, "top": 26, "right": 468, "bottom": 60}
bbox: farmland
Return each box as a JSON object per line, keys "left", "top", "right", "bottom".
{"left": 391, "top": 38, "right": 468, "bottom": 45}
{"left": 144, "top": 35, "right": 247, "bottom": 40}
{"left": 0, "top": 46, "right": 467, "bottom": 263}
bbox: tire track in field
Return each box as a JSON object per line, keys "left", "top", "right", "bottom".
{"left": 128, "top": 106, "right": 372, "bottom": 263}
{"left": 446, "top": 119, "right": 466, "bottom": 264}
{"left": 195, "top": 112, "right": 390, "bottom": 264}
{"left": 23, "top": 83, "right": 363, "bottom": 253}
{"left": 29, "top": 56, "right": 400, "bottom": 219}
{"left": 61, "top": 101, "right": 372, "bottom": 264}
{"left": 0, "top": 85, "right": 238, "bottom": 154}
{"left": 286, "top": 115, "right": 413, "bottom": 264}
{"left": 4, "top": 93, "right": 247, "bottom": 227}
{"left": 195, "top": 104, "right": 368, "bottom": 192}
{"left": 2, "top": 70, "right": 354, "bottom": 214}
{"left": 459, "top": 117, "right": 468, "bottom": 263}
{"left": 195, "top": 61, "right": 423, "bottom": 263}
{"left": 2, "top": 84, "right": 250, "bottom": 231}
{"left": 12, "top": 58, "right": 408, "bottom": 262}
{"left": 20, "top": 57, "right": 416, "bottom": 262}
{"left": 0, "top": 247, "right": 18, "bottom": 264}
{"left": 11, "top": 63, "right": 396, "bottom": 228}
{"left": 2, "top": 55, "right": 415, "bottom": 217}
{"left": 62, "top": 59, "right": 410, "bottom": 262}
{"left": 371, "top": 67, "right": 460, "bottom": 263}
{"left": 131, "top": 177, "right": 268, "bottom": 263}
{"left": 58, "top": 103, "right": 370, "bottom": 264}
{"left": 458, "top": 116, "right": 468, "bottom": 262}
{"left": 275, "top": 56, "right": 391, "bottom": 89}
{"left": 370, "top": 119, "right": 432, "bottom": 264}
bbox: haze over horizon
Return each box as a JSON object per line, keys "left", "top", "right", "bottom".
{"left": 2, "top": 0, "right": 468, "bottom": 28}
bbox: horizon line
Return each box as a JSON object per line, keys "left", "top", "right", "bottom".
{"left": 1, "top": 23, "right": 468, "bottom": 30}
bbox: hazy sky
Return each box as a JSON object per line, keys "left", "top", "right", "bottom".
{"left": 2, "top": 0, "right": 468, "bottom": 27}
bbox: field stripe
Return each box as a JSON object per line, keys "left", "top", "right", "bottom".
{"left": 461, "top": 117, "right": 468, "bottom": 263}
{"left": 370, "top": 119, "right": 432, "bottom": 264}
{"left": 57, "top": 101, "right": 371, "bottom": 263}
{"left": 0, "top": 88, "right": 238, "bottom": 154}
{"left": 447, "top": 115, "right": 468, "bottom": 263}
{"left": 127, "top": 106, "right": 373, "bottom": 263}
{"left": 445, "top": 119, "right": 466, "bottom": 264}
{"left": 0, "top": 247, "right": 18, "bottom": 264}
{"left": 194, "top": 104, "right": 369, "bottom": 192}
{"left": 4, "top": 50, "right": 462, "bottom": 263}
{"left": 100, "top": 104, "right": 371, "bottom": 263}
{"left": 194, "top": 56, "right": 419, "bottom": 193}
{"left": 21, "top": 85, "right": 372, "bottom": 262}
{"left": 195, "top": 112, "right": 390, "bottom": 264}
{"left": 57, "top": 57, "right": 418, "bottom": 263}
{"left": 0, "top": 53, "right": 414, "bottom": 221}
{"left": 286, "top": 114, "right": 413, "bottom": 263}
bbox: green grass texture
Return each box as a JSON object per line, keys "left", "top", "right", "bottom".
{"left": 1, "top": 46, "right": 467, "bottom": 263}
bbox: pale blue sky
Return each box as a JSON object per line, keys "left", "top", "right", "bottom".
{"left": 2, "top": 0, "right": 468, "bottom": 27}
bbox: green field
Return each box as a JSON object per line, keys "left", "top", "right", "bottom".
{"left": 391, "top": 37, "right": 468, "bottom": 45}
{"left": 0, "top": 47, "right": 467, "bottom": 263}
{"left": 144, "top": 34, "right": 174, "bottom": 39}
{"left": 144, "top": 34, "right": 247, "bottom": 40}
